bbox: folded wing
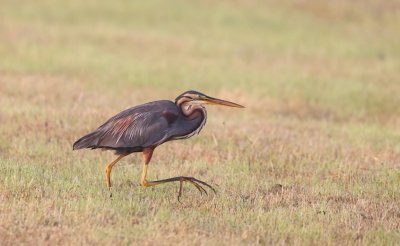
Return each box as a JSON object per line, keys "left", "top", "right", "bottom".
{"left": 73, "top": 100, "right": 179, "bottom": 152}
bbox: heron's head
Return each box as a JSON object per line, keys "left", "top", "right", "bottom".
{"left": 175, "top": 90, "right": 244, "bottom": 108}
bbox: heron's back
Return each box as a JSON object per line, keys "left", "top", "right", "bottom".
{"left": 73, "top": 100, "right": 179, "bottom": 154}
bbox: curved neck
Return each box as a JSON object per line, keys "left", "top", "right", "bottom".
{"left": 174, "top": 97, "right": 207, "bottom": 139}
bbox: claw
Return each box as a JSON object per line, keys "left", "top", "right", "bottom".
{"left": 185, "top": 179, "right": 207, "bottom": 195}
{"left": 190, "top": 178, "right": 216, "bottom": 194}
{"left": 184, "top": 179, "right": 204, "bottom": 194}
{"left": 180, "top": 177, "right": 214, "bottom": 196}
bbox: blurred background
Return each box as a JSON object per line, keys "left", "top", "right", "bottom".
{"left": 1, "top": 0, "right": 400, "bottom": 123}
{"left": 1, "top": 0, "right": 400, "bottom": 244}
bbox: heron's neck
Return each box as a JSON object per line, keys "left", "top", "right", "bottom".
{"left": 180, "top": 102, "right": 206, "bottom": 119}
{"left": 174, "top": 99, "right": 207, "bottom": 139}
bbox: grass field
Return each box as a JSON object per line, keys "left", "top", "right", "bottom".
{"left": 1, "top": 0, "right": 400, "bottom": 245}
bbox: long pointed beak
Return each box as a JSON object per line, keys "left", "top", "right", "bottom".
{"left": 202, "top": 96, "right": 245, "bottom": 108}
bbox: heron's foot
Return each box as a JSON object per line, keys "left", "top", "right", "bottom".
{"left": 143, "top": 176, "right": 215, "bottom": 200}
{"left": 177, "top": 176, "right": 216, "bottom": 197}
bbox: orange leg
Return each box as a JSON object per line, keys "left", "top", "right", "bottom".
{"left": 105, "top": 153, "right": 128, "bottom": 192}
{"left": 140, "top": 148, "right": 215, "bottom": 200}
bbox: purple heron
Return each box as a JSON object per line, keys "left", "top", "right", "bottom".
{"left": 73, "top": 91, "right": 244, "bottom": 199}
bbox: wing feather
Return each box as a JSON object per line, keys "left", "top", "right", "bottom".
{"left": 73, "top": 100, "right": 179, "bottom": 151}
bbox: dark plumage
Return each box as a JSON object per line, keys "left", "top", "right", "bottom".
{"left": 73, "top": 91, "right": 244, "bottom": 199}
{"left": 74, "top": 100, "right": 181, "bottom": 154}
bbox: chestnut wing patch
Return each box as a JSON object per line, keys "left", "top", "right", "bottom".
{"left": 163, "top": 111, "right": 179, "bottom": 126}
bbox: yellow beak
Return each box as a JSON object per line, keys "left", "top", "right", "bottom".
{"left": 201, "top": 96, "right": 245, "bottom": 108}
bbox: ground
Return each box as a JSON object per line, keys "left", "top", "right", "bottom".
{"left": 1, "top": 0, "right": 400, "bottom": 245}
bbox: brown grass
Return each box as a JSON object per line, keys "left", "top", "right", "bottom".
{"left": 1, "top": 0, "right": 400, "bottom": 245}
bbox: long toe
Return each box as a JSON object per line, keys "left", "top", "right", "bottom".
{"left": 182, "top": 177, "right": 206, "bottom": 195}
{"left": 190, "top": 178, "right": 216, "bottom": 194}
{"left": 182, "top": 177, "right": 215, "bottom": 195}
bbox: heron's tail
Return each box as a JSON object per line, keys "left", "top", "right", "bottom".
{"left": 73, "top": 131, "right": 102, "bottom": 150}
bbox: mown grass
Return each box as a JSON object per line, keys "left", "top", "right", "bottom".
{"left": 1, "top": 0, "right": 400, "bottom": 245}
